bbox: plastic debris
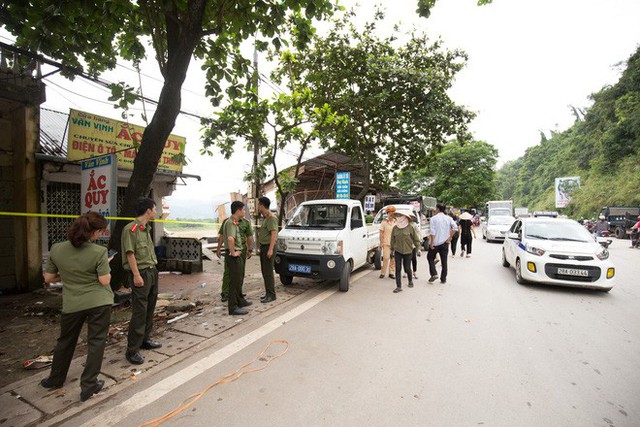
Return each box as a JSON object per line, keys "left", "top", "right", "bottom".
{"left": 23, "top": 355, "right": 53, "bottom": 370}
{"left": 167, "top": 313, "right": 189, "bottom": 324}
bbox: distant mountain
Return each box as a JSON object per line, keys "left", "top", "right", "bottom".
{"left": 496, "top": 46, "right": 640, "bottom": 218}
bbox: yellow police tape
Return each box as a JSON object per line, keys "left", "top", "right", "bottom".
{"left": 0, "top": 211, "right": 219, "bottom": 226}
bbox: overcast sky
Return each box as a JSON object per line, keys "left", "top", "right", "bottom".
{"left": 5, "top": 0, "right": 639, "bottom": 217}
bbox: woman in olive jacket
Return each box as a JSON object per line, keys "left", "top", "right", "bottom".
{"left": 41, "top": 211, "right": 112, "bottom": 402}
{"left": 390, "top": 210, "right": 421, "bottom": 293}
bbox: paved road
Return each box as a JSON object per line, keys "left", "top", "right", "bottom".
{"left": 65, "top": 237, "right": 640, "bottom": 427}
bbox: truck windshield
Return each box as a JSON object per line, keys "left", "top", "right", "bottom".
{"left": 287, "top": 204, "right": 348, "bottom": 230}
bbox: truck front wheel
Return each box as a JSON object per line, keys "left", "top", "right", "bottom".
{"left": 339, "top": 261, "right": 352, "bottom": 292}
{"left": 373, "top": 249, "right": 382, "bottom": 270}
{"left": 615, "top": 227, "right": 626, "bottom": 239}
{"left": 279, "top": 274, "right": 293, "bottom": 286}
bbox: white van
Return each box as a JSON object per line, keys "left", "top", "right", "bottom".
{"left": 275, "top": 199, "right": 381, "bottom": 292}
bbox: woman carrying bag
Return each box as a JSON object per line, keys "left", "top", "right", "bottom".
{"left": 390, "top": 209, "right": 421, "bottom": 293}
{"left": 41, "top": 211, "right": 113, "bottom": 402}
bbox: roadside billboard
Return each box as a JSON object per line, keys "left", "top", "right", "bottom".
{"left": 81, "top": 154, "right": 117, "bottom": 238}
{"left": 67, "top": 109, "right": 186, "bottom": 172}
{"left": 336, "top": 171, "right": 350, "bottom": 199}
{"left": 555, "top": 176, "right": 580, "bottom": 208}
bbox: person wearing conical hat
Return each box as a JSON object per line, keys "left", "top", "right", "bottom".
{"left": 459, "top": 211, "right": 476, "bottom": 258}
{"left": 390, "top": 208, "right": 421, "bottom": 293}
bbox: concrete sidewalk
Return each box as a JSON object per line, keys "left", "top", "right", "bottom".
{"left": 1, "top": 256, "right": 319, "bottom": 427}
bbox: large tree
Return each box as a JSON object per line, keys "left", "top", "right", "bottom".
{"left": 285, "top": 8, "right": 475, "bottom": 200}
{"left": 398, "top": 140, "right": 498, "bottom": 208}
{"left": 0, "top": 0, "right": 337, "bottom": 285}
{"left": 201, "top": 53, "right": 346, "bottom": 225}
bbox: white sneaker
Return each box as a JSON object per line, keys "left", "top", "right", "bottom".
{"left": 466, "top": 254, "right": 471, "bottom": 258}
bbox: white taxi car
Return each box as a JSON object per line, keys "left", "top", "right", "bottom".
{"left": 482, "top": 215, "right": 516, "bottom": 242}
{"left": 502, "top": 217, "right": 615, "bottom": 292}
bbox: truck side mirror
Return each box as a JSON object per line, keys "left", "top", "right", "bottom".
{"left": 508, "top": 232, "right": 520, "bottom": 240}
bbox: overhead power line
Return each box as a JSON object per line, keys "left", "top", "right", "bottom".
{"left": 0, "top": 41, "right": 206, "bottom": 120}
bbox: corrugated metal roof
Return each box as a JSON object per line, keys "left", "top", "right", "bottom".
{"left": 39, "top": 107, "right": 68, "bottom": 157}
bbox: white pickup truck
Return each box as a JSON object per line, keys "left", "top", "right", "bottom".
{"left": 274, "top": 199, "right": 381, "bottom": 292}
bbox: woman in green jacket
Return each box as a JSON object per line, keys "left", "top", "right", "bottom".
{"left": 390, "top": 209, "right": 421, "bottom": 293}
{"left": 41, "top": 211, "right": 112, "bottom": 402}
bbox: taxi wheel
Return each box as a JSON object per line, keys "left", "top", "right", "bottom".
{"left": 515, "top": 259, "right": 527, "bottom": 284}
{"left": 279, "top": 274, "right": 293, "bottom": 286}
{"left": 502, "top": 249, "right": 510, "bottom": 267}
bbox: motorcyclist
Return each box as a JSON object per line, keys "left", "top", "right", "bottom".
{"left": 630, "top": 215, "right": 640, "bottom": 248}
{"left": 595, "top": 215, "right": 609, "bottom": 237}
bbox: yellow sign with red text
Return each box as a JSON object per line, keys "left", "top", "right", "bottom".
{"left": 67, "top": 109, "right": 186, "bottom": 172}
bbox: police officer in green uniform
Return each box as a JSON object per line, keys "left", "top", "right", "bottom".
{"left": 217, "top": 211, "right": 253, "bottom": 302}
{"left": 224, "top": 201, "right": 253, "bottom": 315}
{"left": 122, "top": 198, "right": 162, "bottom": 365}
{"left": 257, "top": 197, "right": 278, "bottom": 303}
{"left": 41, "top": 211, "right": 112, "bottom": 402}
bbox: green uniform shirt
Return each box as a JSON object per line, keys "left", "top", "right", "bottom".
{"left": 258, "top": 215, "right": 278, "bottom": 245}
{"left": 45, "top": 241, "right": 113, "bottom": 313}
{"left": 223, "top": 218, "right": 243, "bottom": 252}
{"left": 390, "top": 224, "right": 421, "bottom": 255}
{"left": 121, "top": 220, "right": 157, "bottom": 270}
{"left": 218, "top": 217, "right": 253, "bottom": 250}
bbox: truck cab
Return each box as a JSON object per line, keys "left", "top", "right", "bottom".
{"left": 274, "top": 199, "right": 380, "bottom": 292}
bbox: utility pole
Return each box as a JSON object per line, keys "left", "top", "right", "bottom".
{"left": 252, "top": 38, "right": 260, "bottom": 202}
{"left": 251, "top": 37, "right": 261, "bottom": 244}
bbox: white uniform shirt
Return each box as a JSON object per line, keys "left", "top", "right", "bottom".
{"left": 430, "top": 212, "right": 457, "bottom": 246}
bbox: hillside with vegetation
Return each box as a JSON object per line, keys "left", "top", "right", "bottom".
{"left": 497, "top": 47, "right": 640, "bottom": 218}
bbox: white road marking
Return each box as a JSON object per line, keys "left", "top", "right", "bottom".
{"left": 80, "top": 268, "right": 371, "bottom": 427}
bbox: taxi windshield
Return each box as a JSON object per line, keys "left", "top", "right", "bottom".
{"left": 525, "top": 221, "right": 592, "bottom": 242}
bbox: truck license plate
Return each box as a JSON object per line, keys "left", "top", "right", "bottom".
{"left": 557, "top": 267, "right": 589, "bottom": 277}
{"left": 288, "top": 264, "right": 311, "bottom": 274}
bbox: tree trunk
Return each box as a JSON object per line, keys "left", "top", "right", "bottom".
{"left": 109, "top": 1, "right": 206, "bottom": 288}
{"left": 356, "top": 149, "right": 371, "bottom": 201}
{"left": 278, "top": 192, "right": 289, "bottom": 227}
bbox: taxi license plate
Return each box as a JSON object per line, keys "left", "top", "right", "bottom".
{"left": 557, "top": 267, "right": 589, "bottom": 277}
{"left": 288, "top": 264, "right": 311, "bottom": 274}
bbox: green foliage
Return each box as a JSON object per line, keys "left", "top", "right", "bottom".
{"left": 398, "top": 140, "right": 498, "bottom": 208}
{"left": 495, "top": 47, "right": 640, "bottom": 217}
{"left": 281, "top": 8, "right": 474, "bottom": 199}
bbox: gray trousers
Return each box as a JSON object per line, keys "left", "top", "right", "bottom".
{"left": 127, "top": 267, "right": 158, "bottom": 353}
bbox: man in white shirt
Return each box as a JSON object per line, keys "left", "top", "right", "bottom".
{"left": 427, "top": 203, "right": 457, "bottom": 284}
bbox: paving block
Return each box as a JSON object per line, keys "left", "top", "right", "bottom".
{"left": 99, "top": 344, "right": 168, "bottom": 382}
{"left": 153, "top": 330, "right": 205, "bottom": 357}
{"left": 13, "top": 361, "right": 115, "bottom": 416}
{"left": 0, "top": 391, "right": 42, "bottom": 427}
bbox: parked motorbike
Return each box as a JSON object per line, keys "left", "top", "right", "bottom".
{"left": 595, "top": 230, "right": 613, "bottom": 248}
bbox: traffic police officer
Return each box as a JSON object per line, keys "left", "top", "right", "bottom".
{"left": 257, "top": 197, "right": 278, "bottom": 303}
{"left": 122, "top": 197, "right": 162, "bottom": 365}
{"left": 224, "top": 201, "right": 253, "bottom": 315}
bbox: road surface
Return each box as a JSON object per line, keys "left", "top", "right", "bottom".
{"left": 63, "top": 237, "right": 640, "bottom": 427}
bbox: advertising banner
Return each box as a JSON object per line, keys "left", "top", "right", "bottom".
{"left": 364, "top": 195, "right": 376, "bottom": 213}
{"left": 555, "top": 176, "right": 581, "bottom": 208}
{"left": 81, "top": 154, "right": 117, "bottom": 238}
{"left": 67, "top": 109, "right": 186, "bottom": 172}
{"left": 335, "top": 171, "right": 351, "bottom": 199}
